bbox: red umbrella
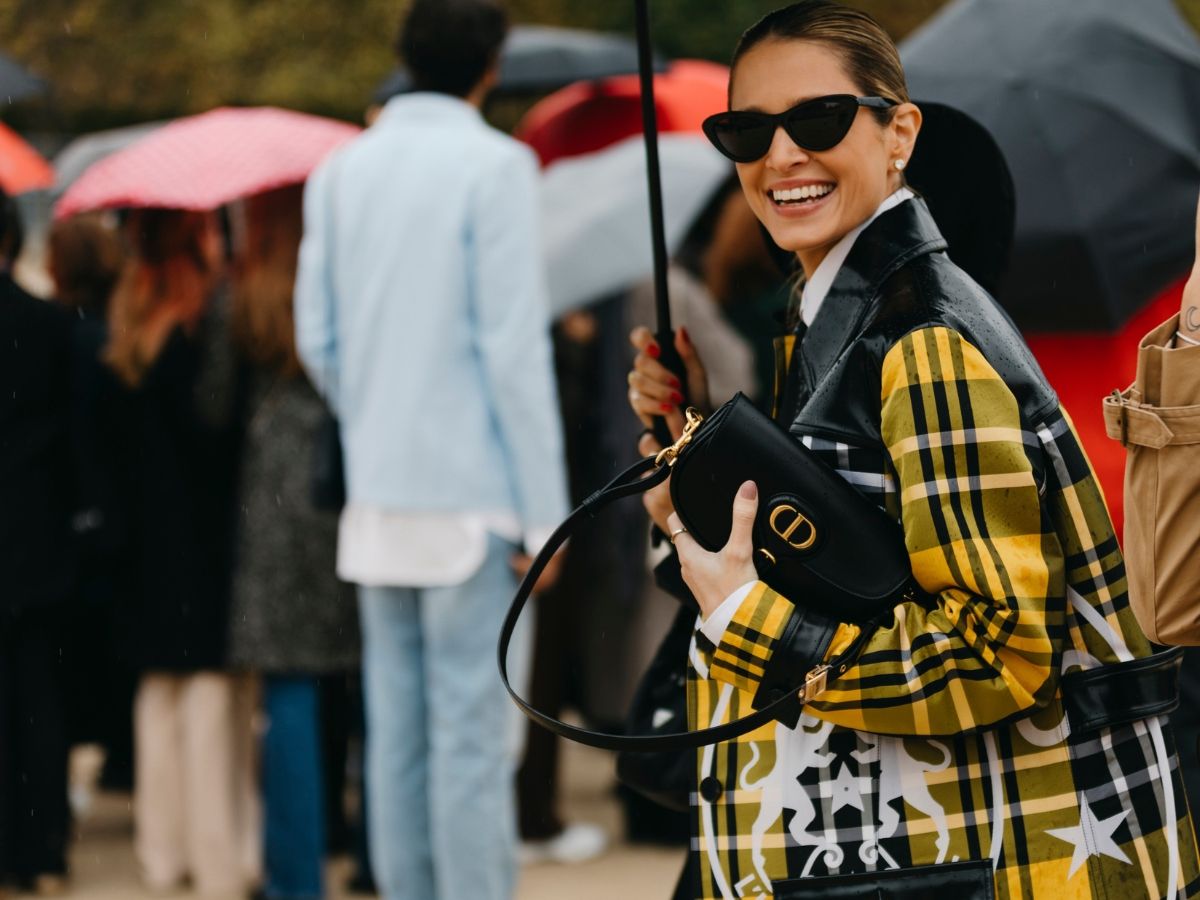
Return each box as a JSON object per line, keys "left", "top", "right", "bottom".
{"left": 516, "top": 59, "right": 728, "bottom": 167}
{"left": 0, "top": 121, "right": 54, "bottom": 195}
{"left": 1024, "top": 279, "right": 1186, "bottom": 537}
{"left": 55, "top": 106, "right": 360, "bottom": 219}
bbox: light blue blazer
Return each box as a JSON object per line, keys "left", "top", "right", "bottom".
{"left": 294, "top": 93, "right": 569, "bottom": 543}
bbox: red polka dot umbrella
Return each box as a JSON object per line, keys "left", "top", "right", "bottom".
{"left": 0, "top": 120, "right": 54, "bottom": 195}
{"left": 55, "top": 106, "right": 360, "bottom": 219}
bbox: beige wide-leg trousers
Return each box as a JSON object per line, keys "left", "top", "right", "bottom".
{"left": 134, "top": 672, "right": 260, "bottom": 895}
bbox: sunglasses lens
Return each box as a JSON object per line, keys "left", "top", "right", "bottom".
{"left": 784, "top": 97, "right": 858, "bottom": 151}
{"left": 704, "top": 114, "right": 775, "bottom": 163}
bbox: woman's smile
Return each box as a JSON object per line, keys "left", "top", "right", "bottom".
{"left": 766, "top": 178, "right": 837, "bottom": 217}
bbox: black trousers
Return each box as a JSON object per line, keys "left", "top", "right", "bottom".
{"left": 0, "top": 606, "right": 69, "bottom": 881}
{"left": 516, "top": 587, "right": 569, "bottom": 841}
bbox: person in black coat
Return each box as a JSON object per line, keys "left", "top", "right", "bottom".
{"left": 47, "top": 213, "right": 139, "bottom": 790}
{"left": 0, "top": 188, "right": 73, "bottom": 895}
{"left": 105, "top": 208, "right": 255, "bottom": 895}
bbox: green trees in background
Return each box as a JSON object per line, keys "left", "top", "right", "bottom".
{"left": 0, "top": 0, "right": 946, "bottom": 131}
{"left": 2, "top": 0, "right": 1197, "bottom": 132}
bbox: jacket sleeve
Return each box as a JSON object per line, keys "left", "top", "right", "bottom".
{"left": 703, "top": 326, "right": 1065, "bottom": 737}
{"left": 293, "top": 160, "right": 339, "bottom": 410}
{"left": 467, "top": 144, "right": 569, "bottom": 543}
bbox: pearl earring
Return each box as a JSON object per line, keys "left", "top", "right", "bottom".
{"left": 894, "top": 159, "right": 906, "bottom": 171}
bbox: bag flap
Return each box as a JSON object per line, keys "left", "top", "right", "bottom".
{"left": 670, "top": 394, "right": 911, "bottom": 607}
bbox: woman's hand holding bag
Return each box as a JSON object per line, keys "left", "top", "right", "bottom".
{"left": 667, "top": 481, "right": 760, "bottom": 619}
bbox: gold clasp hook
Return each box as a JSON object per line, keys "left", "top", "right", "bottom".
{"left": 654, "top": 407, "right": 705, "bottom": 468}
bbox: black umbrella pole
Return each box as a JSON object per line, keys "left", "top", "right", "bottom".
{"left": 635, "top": 0, "right": 686, "bottom": 445}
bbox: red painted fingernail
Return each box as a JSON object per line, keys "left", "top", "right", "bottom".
{"left": 647, "top": 343, "right": 661, "bottom": 359}
{"left": 679, "top": 327, "right": 690, "bottom": 344}
{"left": 669, "top": 377, "right": 681, "bottom": 389}
{"left": 671, "top": 391, "right": 684, "bottom": 405}
{"left": 661, "top": 403, "right": 673, "bottom": 412}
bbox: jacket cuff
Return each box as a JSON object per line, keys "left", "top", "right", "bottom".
{"left": 749, "top": 602, "right": 839, "bottom": 728}
{"left": 708, "top": 583, "right": 795, "bottom": 695}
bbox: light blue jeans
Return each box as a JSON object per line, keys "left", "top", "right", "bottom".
{"left": 358, "top": 534, "right": 529, "bottom": 900}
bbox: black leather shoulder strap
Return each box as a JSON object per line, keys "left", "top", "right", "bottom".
{"left": 497, "top": 454, "right": 869, "bottom": 752}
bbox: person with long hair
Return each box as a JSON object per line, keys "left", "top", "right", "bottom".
{"left": 106, "top": 209, "right": 254, "bottom": 895}
{"left": 628, "top": 3, "right": 1200, "bottom": 897}
{"left": 48, "top": 214, "right": 122, "bottom": 319}
{"left": 227, "top": 185, "right": 360, "bottom": 900}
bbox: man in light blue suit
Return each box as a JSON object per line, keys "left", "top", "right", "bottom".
{"left": 294, "top": 2, "right": 568, "bottom": 896}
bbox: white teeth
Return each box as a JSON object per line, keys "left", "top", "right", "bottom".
{"left": 771, "top": 184, "right": 834, "bottom": 203}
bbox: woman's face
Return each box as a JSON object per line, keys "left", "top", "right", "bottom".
{"left": 729, "top": 39, "right": 919, "bottom": 276}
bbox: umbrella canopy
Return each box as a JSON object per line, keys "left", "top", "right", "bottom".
{"left": 374, "top": 24, "right": 664, "bottom": 103}
{"left": 517, "top": 60, "right": 729, "bottom": 167}
{"left": 540, "top": 132, "right": 730, "bottom": 315}
{"left": 904, "top": 102, "right": 1015, "bottom": 297}
{"left": 1025, "top": 279, "right": 1185, "bottom": 535}
{"left": 0, "top": 121, "right": 53, "bottom": 195}
{"left": 902, "top": 0, "right": 1200, "bottom": 331}
{"left": 52, "top": 121, "right": 167, "bottom": 195}
{"left": 0, "top": 51, "right": 47, "bottom": 104}
{"left": 55, "top": 107, "right": 359, "bottom": 219}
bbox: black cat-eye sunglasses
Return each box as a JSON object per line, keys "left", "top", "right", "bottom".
{"left": 702, "top": 94, "right": 897, "bottom": 163}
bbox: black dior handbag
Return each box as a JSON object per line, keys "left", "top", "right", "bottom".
{"left": 498, "top": 392, "right": 917, "bottom": 754}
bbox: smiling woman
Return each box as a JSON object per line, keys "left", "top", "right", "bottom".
{"left": 625, "top": 3, "right": 1200, "bottom": 899}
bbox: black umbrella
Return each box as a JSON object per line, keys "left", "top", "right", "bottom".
{"left": 374, "top": 23, "right": 665, "bottom": 104}
{"left": 905, "top": 102, "right": 1015, "bottom": 297}
{"left": 0, "top": 51, "right": 46, "bottom": 104}
{"left": 901, "top": 0, "right": 1200, "bottom": 332}
{"left": 632, "top": 0, "right": 684, "bottom": 444}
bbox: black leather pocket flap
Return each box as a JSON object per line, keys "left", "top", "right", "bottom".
{"left": 772, "top": 859, "right": 994, "bottom": 899}
{"left": 1062, "top": 646, "right": 1183, "bottom": 735}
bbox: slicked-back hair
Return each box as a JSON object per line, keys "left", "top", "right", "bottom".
{"left": 396, "top": 0, "right": 509, "bottom": 99}
{"left": 730, "top": 1, "right": 909, "bottom": 124}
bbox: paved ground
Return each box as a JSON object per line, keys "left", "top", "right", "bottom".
{"left": 11, "top": 740, "right": 683, "bottom": 900}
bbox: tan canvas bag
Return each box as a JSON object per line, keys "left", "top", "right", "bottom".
{"left": 1104, "top": 314, "right": 1200, "bottom": 644}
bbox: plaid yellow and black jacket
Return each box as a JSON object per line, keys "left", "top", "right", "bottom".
{"left": 685, "top": 200, "right": 1200, "bottom": 899}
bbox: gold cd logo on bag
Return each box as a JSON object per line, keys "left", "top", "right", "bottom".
{"left": 769, "top": 504, "right": 817, "bottom": 550}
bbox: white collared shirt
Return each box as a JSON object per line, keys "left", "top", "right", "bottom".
{"left": 699, "top": 187, "right": 914, "bottom": 645}
{"left": 799, "top": 187, "right": 915, "bottom": 328}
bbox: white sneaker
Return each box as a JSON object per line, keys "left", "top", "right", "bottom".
{"left": 520, "top": 821, "right": 609, "bottom": 864}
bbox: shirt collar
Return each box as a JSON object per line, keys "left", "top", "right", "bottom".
{"left": 800, "top": 187, "right": 915, "bottom": 328}
{"left": 377, "top": 91, "right": 482, "bottom": 125}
